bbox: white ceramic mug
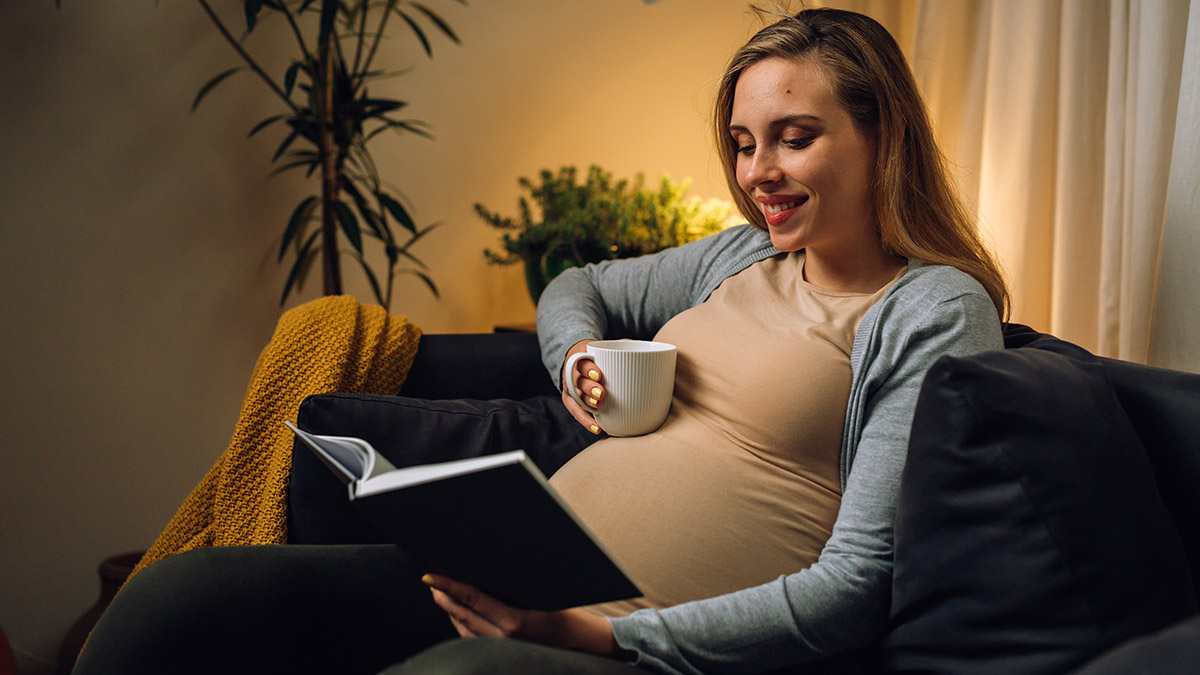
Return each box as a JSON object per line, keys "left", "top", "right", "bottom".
{"left": 564, "top": 340, "right": 677, "bottom": 437}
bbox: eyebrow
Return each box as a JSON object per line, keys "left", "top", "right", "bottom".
{"left": 729, "top": 114, "right": 824, "bottom": 134}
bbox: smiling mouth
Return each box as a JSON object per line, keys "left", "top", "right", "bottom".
{"left": 763, "top": 196, "right": 808, "bottom": 214}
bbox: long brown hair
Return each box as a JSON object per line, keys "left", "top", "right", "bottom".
{"left": 714, "top": 7, "right": 1010, "bottom": 320}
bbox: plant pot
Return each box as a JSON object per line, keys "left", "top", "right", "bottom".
{"left": 524, "top": 243, "right": 612, "bottom": 305}
{"left": 56, "top": 551, "right": 144, "bottom": 675}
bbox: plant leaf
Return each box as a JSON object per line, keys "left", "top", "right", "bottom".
{"left": 192, "top": 67, "right": 244, "bottom": 112}
{"left": 342, "top": 180, "right": 387, "bottom": 239}
{"left": 281, "top": 231, "right": 320, "bottom": 306}
{"left": 280, "top": 196, "right": 319, "bottom": 261}
{"left": 283, "top": 62, "right": 302, "bottom": 98}
{"left": 354, "top": 252, "right": 386, "bottom": 307}
{"left": 248, "top": 113, "right": 288, "bottom": 138}
{"left": 365, "top": 118, "right": 434, "bottom": 142}
{"left": 244, "top": 0, "right": 265, "bottom": 33}
{"left": 412, "top": 3, "right": 461, "bottom": 45}
{"left": 359, "top": 98, "right": 408, "bottom": 116}
{"left": 399, "top": 268, "right": 440, "bottom": 298}
{"left": 272, "top": 128, "right": 302, "bottom": 161}
{"left": 333, "top": 200, "right": 363, "bottom": 254}
{"left": 395, "top": 247, "right": 430, "bottom": 271}
{"left": 378, "top": 192, "right": 417, "bottom": 234}
{"left": 394, "top": 9, "right": 432, "bottom": 57}
{"left": 269, "top": 158, "right": 318, "bottom": 177}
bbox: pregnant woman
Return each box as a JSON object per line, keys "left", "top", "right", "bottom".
{"left": 73, "top": 7, "right": 1007, "bottom": 675}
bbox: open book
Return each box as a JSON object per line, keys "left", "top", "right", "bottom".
{"left": 286, "top": 422, "right": 641, "bottom": 611}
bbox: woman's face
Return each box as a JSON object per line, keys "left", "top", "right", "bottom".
{"left": 730, "top": 56, "right": 877, "bottom": 256}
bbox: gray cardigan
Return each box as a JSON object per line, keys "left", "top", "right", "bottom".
{"left": 537, "top": 225, "right": 1003, "bottom": 674}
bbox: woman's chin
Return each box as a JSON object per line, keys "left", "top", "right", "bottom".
{"left": 767, "top": 228, "right": 806, "bottom": 253}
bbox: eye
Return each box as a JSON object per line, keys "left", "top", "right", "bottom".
{"left": 784, "top": 136, "right": 814, "bottom": 150}
{"left": 736, "top": 143, "right": 756, "bottom": 156}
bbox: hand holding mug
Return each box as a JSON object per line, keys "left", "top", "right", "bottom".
{"left": 563, "top": 340, "right": 677, "bottom": 437}
{"left": 561, "top": 339, "right": 605, "bottom": 434}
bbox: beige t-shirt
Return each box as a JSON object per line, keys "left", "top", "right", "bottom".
{"left": 548, "top": 252, "right": 901, "bottom": 616}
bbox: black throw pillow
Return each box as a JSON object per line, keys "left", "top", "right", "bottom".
{"left": 882, "top": 340, "right": 1196, "bottom": 674}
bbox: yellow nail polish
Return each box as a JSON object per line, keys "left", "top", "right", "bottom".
{"left": 421, "top": 574, "right": 435, "bottom": 587}
{"left": 587, "top": 369, "right": 600, "bottom": 382}
{"left": 587, "top": 397, "right": 598, "bottom": 407}
{"left": 590, "top": 424, "right": 600, "bottom": 434}
{"left": 590, "top": 387, "right": 602, "bottom": 398}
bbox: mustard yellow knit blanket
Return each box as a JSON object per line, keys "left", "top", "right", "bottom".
{"left": 128, "top": 295, "right": 421, "bottom": 580}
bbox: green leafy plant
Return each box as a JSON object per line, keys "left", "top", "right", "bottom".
{"left": 478, "top": 165, "right": 741, "bottom": 303}
{"left": 190, "top": 0, "right": 465, "bottom": 308}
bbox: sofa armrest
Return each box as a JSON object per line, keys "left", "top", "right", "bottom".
{"left": 289, "top": 331, "right": 567, "bottom": 544}
{"left": 402, "top": 332, "right": 557, "bottom": 400}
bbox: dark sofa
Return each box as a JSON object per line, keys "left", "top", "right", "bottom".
{"left": 289, "top": 327, "right": 1200, "bottom": 674}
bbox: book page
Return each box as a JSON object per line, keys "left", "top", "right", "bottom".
{"left": 356, "top": 450, "right": 528, "bottom": 497}
{"left": 287, "top": 422, "right": 371, "bottom": 484}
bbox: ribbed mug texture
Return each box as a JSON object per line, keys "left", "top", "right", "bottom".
{"left": 570, "top": 340, "right": 676, "bottom": 436}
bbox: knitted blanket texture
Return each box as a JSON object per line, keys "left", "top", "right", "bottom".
{"left": 128, "top": 295, "right": 421, "bottom": 581}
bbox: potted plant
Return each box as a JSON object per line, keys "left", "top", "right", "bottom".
{"left": 187, "top": 0, "right": 466, "bottom": 308}
{"left": 478, "top": 166, "right": 741, "bottom": 303}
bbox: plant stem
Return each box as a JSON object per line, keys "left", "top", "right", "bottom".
{"left": 385, "top": 258, "right": 395, "bottom": 310}
{"left": 316, "top": 36, "right": 343, "bottom": 296}
{"left": 194, "top": 0, "right": 300, "bottom": 114}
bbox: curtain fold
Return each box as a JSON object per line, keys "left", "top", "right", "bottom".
{"left": 1148, "top": 0, "right": 1200, "bottom": 374}
{"left": 1053, "top": 0, "right": 1110, "bottom": 353}
{"left": 1099, "top": 0, "right": 1190, "bottom": 361}
{"left": 826, "top": 0, "right": 1193, "bottom": 362}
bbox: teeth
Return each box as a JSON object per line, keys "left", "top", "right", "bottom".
{"left": 764, "top": 199, "right": 801, "bottom": 214}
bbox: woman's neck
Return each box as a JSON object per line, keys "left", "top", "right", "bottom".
{"left": 801, "top": 245, "right": 907, "bottom": 294}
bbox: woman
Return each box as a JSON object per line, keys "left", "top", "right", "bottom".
{"left": 74, "top": 7, "right": 1007, "bottom": 675}
{"left": 413, "top": 5, "right": 1007, "bottom": 673}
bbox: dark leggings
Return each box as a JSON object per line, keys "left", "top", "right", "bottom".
{"left": 73, "top": 545, "right": 451, "bottom": 674}
{"left": 72, "top": 544, "right": 642, "bottom": 675}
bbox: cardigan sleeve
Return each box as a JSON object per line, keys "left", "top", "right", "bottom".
{"left": 607, "top": 272, "right": 1003, "bottom": 674}
{"left": 535, "top": 225, "right": 771, "bottom": 389}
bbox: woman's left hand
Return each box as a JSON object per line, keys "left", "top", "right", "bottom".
{"left": 423, "top": 574, "right": 625, "bottom": 658}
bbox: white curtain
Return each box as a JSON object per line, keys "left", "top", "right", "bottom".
{"left": 1148, "top": 0, "right": 1200, "bottom": 374}
{"left": 828, "top": 0, "right": 1195, "bottom": 364}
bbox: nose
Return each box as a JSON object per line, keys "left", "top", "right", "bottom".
{"left": 741, "top": 147, "right": 782, "bottom": 189}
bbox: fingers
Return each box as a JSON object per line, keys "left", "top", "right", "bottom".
{"left": 424, "top": 574, "right": 523, "bottom": 639}
{"left": 447, "top": 611, "right": 473, "bottom": 638}
{"left": 574, "top": 365, "right": 606, "bottom": 409}
{"left": 569, "top": 369, "right": 606, "bottom": 435}
{"left": 431, "top": 587, "right": 499, "bottom": 638}
{"left": 561, "top": 340, "right": 606, "bottom": 435}
{"left": 562, "top": 390, "right": 602, "bottom": 435}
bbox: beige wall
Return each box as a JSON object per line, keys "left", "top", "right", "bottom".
{"left": 0, "top": 1, "right": 761, "bottom": 671}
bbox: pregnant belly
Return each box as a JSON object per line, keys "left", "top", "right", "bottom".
{"left": 548, "top": 416, "right": 840, "bottom": 615}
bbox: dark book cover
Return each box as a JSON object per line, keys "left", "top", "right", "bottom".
{"left": 287, "top": 423, "right": 640, "bottom": 611}
{"left": 353, "top": 458, "right": 640, "bottom": 611}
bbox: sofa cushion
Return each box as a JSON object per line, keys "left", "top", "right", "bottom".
{"left": 882, "top": 337, "right": 1196, "bottom": 674}
{"left": 1100, "top": 357, "right": 1200, "bottom": 604}
{"left": 1071, "top": 614, "right": 1200, "bottom": 674}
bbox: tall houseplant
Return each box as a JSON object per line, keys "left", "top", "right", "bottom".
{"left": 192, "top": 0, "right": 464, "bottom": 308}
